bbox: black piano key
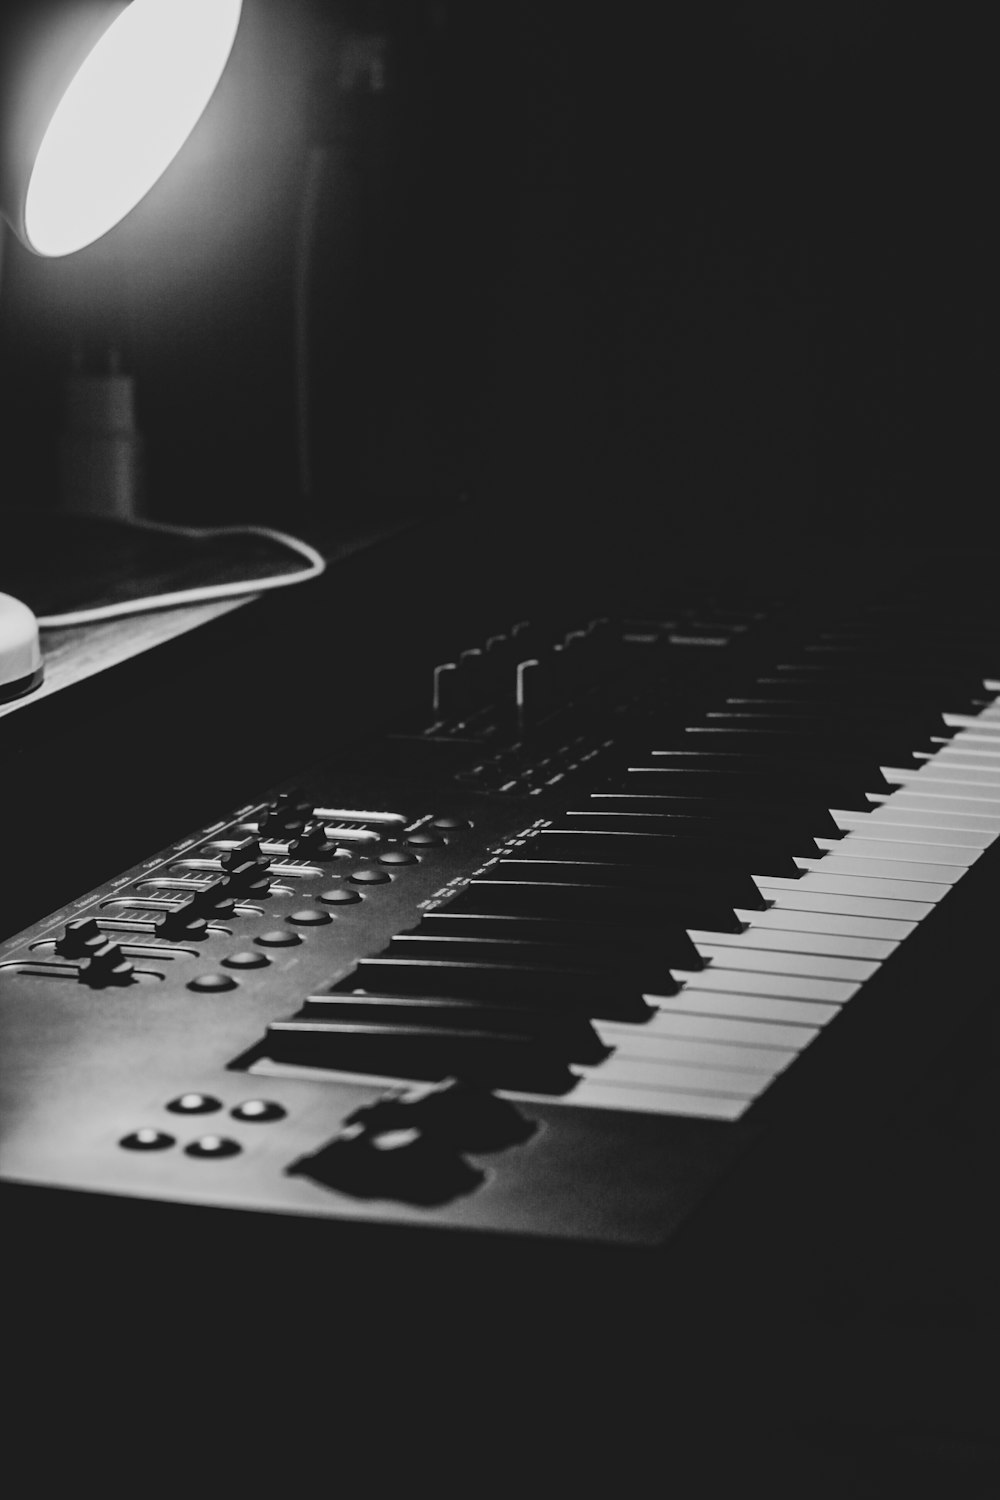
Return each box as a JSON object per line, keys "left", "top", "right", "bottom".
{"left": 618, "top": 769, "right": 883, "bottom": 812}
{"left": 743, "top": 684, "right": 987, "bottom": 714}
{"left": 446, "top": 877, "right": 744, "bottom": 933}
{"left": 633, "top": 751, "right": 892, "bottom": 792}
{"left": 584, "top": 793, "right": 845, "bottom": 839}
{"left": 414, "top": 910, "right": 707, "bottom": 970}
{"left": 492, "top": 857, "right": 768, "bottom": 911}
{"left": 800, "top": 640, "right": 996, "bottom": 670}
{"left": 300, "top": 992, "right": 609, "bottom": 1064}
{"left": 706, "top": 707, "right": 953, "bottom": 742}
{"left": 558, "top": 810, "right": 824, "bottom": 858}
{"left": 264, "top": 1019, "right": 577, "bottom": 1094}
{"left": 342, "top": 956, "right": 655, "bottom": 1022}
{"left": 385, "top": 933, "right": 682, "bottom": 994}
{"left": 762, "top": 669, "right": 989, "bottom": 703}
{"left": 532, "top": 826, "right": 803, "bottom": 879}
{"left": 673, "top": 730, "right": 925, "bottom": 768}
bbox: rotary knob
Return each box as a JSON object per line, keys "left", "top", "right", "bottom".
{"left": 78, "top": 940, "right": 135, "bottom": 987}
{"left": 220, "top": 839, "right": 269, "bottom": 871}
{"left": 155, "top": 901, "right": 209, "bottom": 941}
{"left": 55, "top": 917, "right": 105, "bottom": 958}
{"left": 259, "top": 792, "right": 313, "bottom": 838}
{"left": 286, "top": 823, "right": 332, "bottom": 858}
{"left": 208, "top": 860, "right": 271, "bottom": 903}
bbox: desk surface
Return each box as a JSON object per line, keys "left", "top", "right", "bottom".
{"left": 0, "top": 499, "right": 452, "bottom": 723}
{"left": 0, "top": 596, "right": 255, "bottom": 723}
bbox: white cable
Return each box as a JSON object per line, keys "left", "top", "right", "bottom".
{"left": 35, "top": 517, "right": 327, "bottom": 628}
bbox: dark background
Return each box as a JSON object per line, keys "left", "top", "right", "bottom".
{"left": 1, "top": 0, "right": 994, "bottom": 567}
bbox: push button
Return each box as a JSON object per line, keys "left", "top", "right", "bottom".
{"left": 319, "top": 887, "right": 363, "bottom": 905}
{"left": 232, "top": 1099, "right": 286, "bottom": 1123}
{"left": 120, "top": 1128, "right": 174, "bottom": 1151}
{"left": 167, "top": 1093, "right": 222, "bottom": 1114}
{"left": 377, "top": 848, "right": 418, "bottom": 866}
{"left": 187, "top": 972, "right": 239, "bottom": 993}
{"left": 255, "top": 929, "right": 302, "bottom": 947}
{"left": 222, "top": 950, "right": 271, "bottom": 969}
{"left": 185, "top": 1135, "right": 242, "bottom": 1158}
{"left": 287, "top": 908, "right": 332, "bottom": 926}
{"left": 348, "top": 868, "right": 391, "bottom": 886}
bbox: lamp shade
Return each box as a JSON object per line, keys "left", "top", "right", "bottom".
{"left": 1, "top": 0, "right": 243, "bottom": 258}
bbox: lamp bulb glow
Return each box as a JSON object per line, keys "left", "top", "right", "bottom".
{"left": 23, "top": 0, "right": 243, "bottom": 257}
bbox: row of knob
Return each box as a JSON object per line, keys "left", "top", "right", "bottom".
{"left": 431, "top": 618, "right": 615, "bottom": 728}
{"left": 50, "top": 807, "right": 472, "bottom": 987}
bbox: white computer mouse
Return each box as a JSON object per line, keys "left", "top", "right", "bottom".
{"left": 0, "top": 592, "right": 44, "bottom": 702}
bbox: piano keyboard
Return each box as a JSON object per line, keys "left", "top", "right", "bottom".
{"left": 2, "top": 588, "right": 998, "bottom": 1248}
{"left": 300, "top": 675, "right": 999, "bottom": 1126}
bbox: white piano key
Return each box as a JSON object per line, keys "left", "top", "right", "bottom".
{"left": 691, "top": 924, "right": 895, "bottom": 960}
{"left": 552, "top": 1080, "right": 751, "bottom": 1121}
{"left": 813, "top": 836, "right": 979, "bottom": 866}
{"left": 732, "top": 906, "right": 917, "bottom": 940}
{"left": 574, "top": 1055, "right": 773, "bottom": 1097}
{"left": 944, "top": 735, "right": 1000, "bottom": 750}
{"left": 758, "top": 871, "right": 949, "bottom": 903}
{"left": 931, "top": 753, "right": 1000, "bottom": 772}
{"left": 695, "top": 936, "right": 875, "bottom": 984}
{"left": 882, "top": 765, "right": 1000, "bottom": 795}
{"left": 654, "top": 989, "right": 841, "bottom": 1026}
{"left": 749, "top": 886, "right": 933, "bottom": 920}
{"left": 842, "top": 803, "right": 1000, "bottom": 835}
{"left": 792, "top": 854, "right": 963, "bottom": 885}
{"left": 942, "top": 714, "right": 1000, "bottom": 731}
{"left": 905, "top": 762, "right": 1000, "bottom": 785}
{"left": 937, "top": 737, "right": 1000, "bottom": 754}
{"left": 680, "top": 968, "right": 860, "bottom": 1004}
{"left": 830, "top": 812, "right": 995, "bottom": 846}
{"left": 693, "top": 942, "right": 878, "bottom": 983}
{"left": 599, "top": 1010, "right": 820, "bottom": 1050}
{"left": 878, "top": 792, "right": 1000, "bottom": 817}
{"left": 593, "top": 1028, "right": 797, "bottom": 1073}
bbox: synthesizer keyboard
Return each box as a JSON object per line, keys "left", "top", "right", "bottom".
{"left": 2, "top": 569, "right": 998, "bottom": 1273}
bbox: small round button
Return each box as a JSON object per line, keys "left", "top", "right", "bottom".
{"left": 222, "top": 950, "right": 271, "bottom": 969}
{"left": 120, "top": 1128, "right": 175, "bottom": 1151}
{"left": 377, "top": 849, "right": 418, "bottom": 866}
{"left": 320, "top": 887, "right": 363, "bottom": 905}
{"left": 431, "top": 816, "right": 470, "bottom": 830}
{"left": 287, "top": 908, "right": 332, "bottom": 926}
{"left": 166, "top": 1093, "right": 223, "bottom": 1115}
{"left": 406, "top": 830, "right": 445, "bottom": 847}
{"left": 349, "top": 867, "right": 391, "bottom": 885}
{"left": 231, "top": 1099, "right": 287, "bottom": 1123}
{"left": 185, "top": 1135, "right": 242, "bottom": 1158}
{"left": 187, "top": 972, "right": 239, "bottom": 993}
{"left": 255, "top": 930, "right": 303, "bottom": 947}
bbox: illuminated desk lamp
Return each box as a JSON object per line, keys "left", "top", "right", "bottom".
{"left": 0, "top": 0, "right": 245, "bottom": 702}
